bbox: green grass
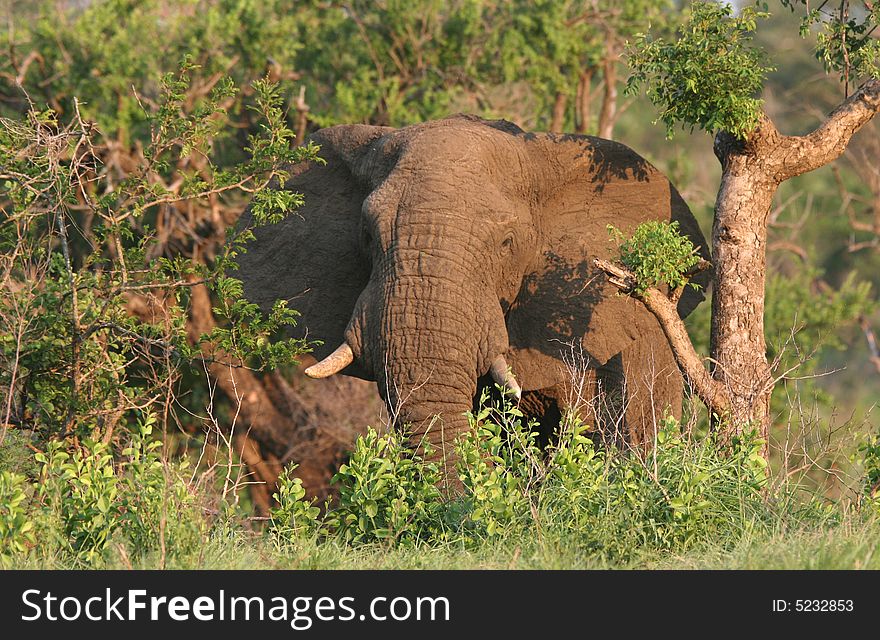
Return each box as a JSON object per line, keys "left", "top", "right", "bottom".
{"left": 11, "top": 518, "right": 880, "bottom": 570}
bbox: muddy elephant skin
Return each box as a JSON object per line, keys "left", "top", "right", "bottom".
{"left": 236, "top": 114, "right": 710, "bottom": 490}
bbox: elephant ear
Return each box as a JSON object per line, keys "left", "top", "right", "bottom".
{"left": 505, "top": 134, "right": 711, "bottom": 390}
{"left": 235, "top": 124, "right": 391, "bottom": 376}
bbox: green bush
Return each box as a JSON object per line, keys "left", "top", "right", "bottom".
{"left": 330, "top": 427, "right": 447, "bottom": 545}
{"left": 119, "top": 413, "right": 206, "bottom": 559}
{"left": 539, "top": 413, "right": 769, "bottom": 558}
{"left": 455, "top": 394, "right": 537, "bottom": 538}
{"left": 20, "top": 412, "right": 209, "bottom": 566}
{"left": 860, "top": 433, "right": 880, "bottom": 516}
{"left": 0, "top": 470, "right": 36, "bottom": 566}
{"left": 269, "top": 465, "right": 323, "bottom": 543}
{"left": 35, "top": 440, "right": 120, "bottom": 564}
{"left": 317, "top": 394, "right": 772, "bottom": 559}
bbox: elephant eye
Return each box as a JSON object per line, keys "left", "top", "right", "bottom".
{"left": 501, "top": 233, "right": 515, "bottom": 255}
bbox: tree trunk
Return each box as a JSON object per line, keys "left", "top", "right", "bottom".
{"left": 707, "top": 80, "right": 880, "bottom": 451}
{"left": 550, "top": 91, "right": 567, "bottom": 133}
{"left": 598, "top": 58, "right": 618, "bottom": 139}
{"left": 233, "top": 433, "right": 283, "bottom": 517}
{"left": 576, "top": 69, "right": 594, "bottom": 134}
{"left": 710, "top": 135, "right": 777, "bottom": 456}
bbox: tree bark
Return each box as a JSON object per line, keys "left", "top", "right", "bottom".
{"left": 710, "top": 136, "right": 777, "bottom": 454}
{"left": 293, "top": 85, "right": 310, "bottom": 146}
{"left": 233, "top": 433, "right": 283, "bottom": 517}
{"left": 550, "top": 91, "right": 567, "bottom": 133}
{"left": 576, "top": 68, "right": 594, "bottom": 134}
{"left": 597, "top": 57, "right": 618, "bottom": 139}
{"left": 708, "top": 81, "right": 880, "bottom": 452}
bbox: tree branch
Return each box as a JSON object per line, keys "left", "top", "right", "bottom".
{"left": 593, "top": 258, "right": 731, "bottom": 416}
{"left": 775, "top": 78, "right": 880, "bottom": 180}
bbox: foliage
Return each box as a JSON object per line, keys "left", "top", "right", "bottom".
{"left": 482, "top": 0, "right": 672, "bottom": 129}
{"left": 781, "top": 0, "right": 880, "bottom": 79}
{"left": 0, "top": 65, "right": 314, "bottom": 445}
{"left": 0, "top": 0, "right": 671, "bottom": 134}
{"left": 626, "top": 1, "right": 774, "bottom": 139}
{"left": 0, "top": 38, "right": 318, "bottom": 563}
{"left": 35, "top": 439, "right": 120, "bottom": 563}
{"left": 298, "top": 396, "right": 773, "bottom": 557}
{"left": 269, "top": 465, "right": 323, "bottom": 542}
{"left": 329, "top": 427, "right": 447, "bottom": 544}
{"left": 766, "top": 269, "right": 875, "bottom": 376}
{"left": 25, "top": 419, "right": 205, "bottom": 565}
{"left": 541, "top": 414, "right": 769, "bottom": 556}
{"left": 456, "top": 393, "right": 537, "bottom": 538}
{"left": 456, "top": 402, "right": 770, "bottom": 557}
{"left": 0, "top": 0, "right": 306, "bottom": 136}
{"left": 293, "top": 0, "right": 482, "bottom": 126}
{"left": 859, "top": 432, "right": 880, "bottom": 514}
{"left": 609, "top": 220, "right": 701, "bottom": 294}
{"left": 118, "top": 412, "right": 205, "bottom": 559}
{"left": 1, "top": 391, "right": 876, "bottom": 568}
{"left": 0, "top": 470, "right": 35, "bottom": 565}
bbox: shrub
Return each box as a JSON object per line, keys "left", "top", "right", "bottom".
{"left": 24, "top": 412, "right": 209, "bottom": 566}
{"left": 269, "top": 465, "right": 323, "bottom": 543}
{"left": 455, "top": 393, "right": 538, "bottom": 538}
{"left": 330, "top": 427, "right": 447, "bottom": 544}
{"left": 539, "top": 413, "right": 769, "bottom": 558}
{"left": 35, "top": 439, "right": 120, "bottom": 564}
{"left": 860, "top": 433, "right": 880, "bottom": 516}
{"left": 0, "top": 470, "right": 35, "bottom": 566}
{"left": 119, "top": 413, "right": 206, "bottom": 559}
{"left": 320, "top": 394, "right": 772, "bottom": 558}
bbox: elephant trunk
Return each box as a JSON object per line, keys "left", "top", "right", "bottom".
{"left": 382, "top": 350, "right": 476, "bottom": 494}
{"left": 373, "top": 245, "right": 504, "bottom": 494}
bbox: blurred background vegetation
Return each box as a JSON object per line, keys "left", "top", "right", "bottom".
{"left": 1, "top": 0, "right": 879, "bottom": 566}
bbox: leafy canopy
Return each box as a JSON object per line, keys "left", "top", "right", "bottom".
{"left": 625, "top": 1, "right": 773, "bottom": 139}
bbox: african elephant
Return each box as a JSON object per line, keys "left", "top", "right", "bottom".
{"left": 236, "top": 114, "right": 710, "bottom": 491}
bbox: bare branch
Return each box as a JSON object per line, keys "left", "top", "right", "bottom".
{"left": 593, "top": 258, "right": 731, "bottom": 415}
{"left": 775, "top": 78, "right": 880, "bottom": 180}
{"left": 768, "top": 240, "right": 810, "bottom": 262}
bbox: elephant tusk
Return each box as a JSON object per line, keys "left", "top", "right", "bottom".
{"left": 304, "top": 343, "right": 354, "bottom": 378}
{"left": 489, "top": 355, "right": 522, "bottom": 400}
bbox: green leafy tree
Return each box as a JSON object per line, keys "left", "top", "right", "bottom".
{"left": 484, "top": 0, "right": 673, "bottom": 134}
{"left": 607, "top": 1, "right": 880, "bottom": 457}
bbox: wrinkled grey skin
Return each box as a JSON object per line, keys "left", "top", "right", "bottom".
{"left": 237, "top": 115, "right": 710, "bottom": 491}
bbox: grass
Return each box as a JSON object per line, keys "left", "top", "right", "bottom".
{"left": 10, "top": 518, "right": 880, "bottom": 570}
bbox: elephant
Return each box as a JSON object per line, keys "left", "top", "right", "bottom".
{"left": 236, "top": 114, "right": 710, "bottom": 492}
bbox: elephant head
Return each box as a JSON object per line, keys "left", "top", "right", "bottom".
{"left": 236, "top": 115, "right": 709, "bottom": 488}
